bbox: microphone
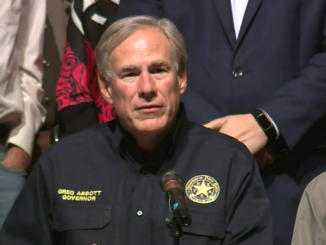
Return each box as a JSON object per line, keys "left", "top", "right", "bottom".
{"left": 160, "top": 170, "right": 192, "bottom": 227}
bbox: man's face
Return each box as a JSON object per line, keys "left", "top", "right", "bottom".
{"left": 100, "top": 27, "right": 187, "bottom": 136}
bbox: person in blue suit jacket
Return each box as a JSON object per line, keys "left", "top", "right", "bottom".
{"left": 119, "top": 1, "right": 326, "bottom": 245}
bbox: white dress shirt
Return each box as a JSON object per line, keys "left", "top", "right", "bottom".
{"left": 230, "top": 0, "right": 249, "bottom": 39}
{"left": 0, "top": 0, "right": 46, "bottom": 156}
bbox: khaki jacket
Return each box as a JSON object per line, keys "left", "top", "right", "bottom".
{"left": 292, "top": 172, "right": 326, "bottom": 245}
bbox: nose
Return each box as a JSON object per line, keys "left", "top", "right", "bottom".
{"left": 138, "top": 72, "right": 157, "bottom": 100}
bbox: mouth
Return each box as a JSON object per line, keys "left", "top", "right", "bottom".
{"left": 136, "top": 105, "right": 163, "bottom": 113}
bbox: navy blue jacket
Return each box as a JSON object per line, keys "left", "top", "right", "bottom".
{"left": 0, "top": 108, "right": 271, "bottom": 245}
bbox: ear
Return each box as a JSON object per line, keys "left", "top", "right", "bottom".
{"left": 178, "top": 64, "right": 187, "bottom": 95}
{"left": 98, "top": 76, "right": 113, "bottom": 104}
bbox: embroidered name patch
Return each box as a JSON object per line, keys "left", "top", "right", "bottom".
{"left": 57, "top": 189, "right": 102, "bottom": 202}
{"left": 185, "top": 175, "right": 220, "bottom": 204}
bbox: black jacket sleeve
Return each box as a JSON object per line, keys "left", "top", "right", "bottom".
{"left": 223, "top": 154, "right": 273, "bottom": 245}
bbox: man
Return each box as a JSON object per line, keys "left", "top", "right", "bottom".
{"left": 0, "top": 0, "right": 46, "bottom": 228}
{"left": 118, "top": 1, "right": 326, "bottom": 244}
{"left": 291, "top": 172, "right": 326, "bottom": 245}
{"left": 0, "top": 16, "right": 272, "bottom": 244}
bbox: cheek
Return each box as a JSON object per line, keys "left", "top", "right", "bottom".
{"left": 111, "top": 84, "right": 137, "bottom": 111}
{"left": 161, "top": 81, "right": 181, "bottom": 102}
{"left": 111, "top": 83, "right": 130, "bottom": 101}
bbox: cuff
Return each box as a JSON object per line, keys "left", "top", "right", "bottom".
{"left": 259, "top": 108, "right": 280, "bottom": 139}
{"left": 7, "top": 101, "right": 46, "bottom": 157}
{"left": 8, "top": 120, "right": 35, "bottom": 157}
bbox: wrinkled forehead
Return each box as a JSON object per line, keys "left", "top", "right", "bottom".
{"left": 110, "top": 28, "right": 174, "bottom": 67}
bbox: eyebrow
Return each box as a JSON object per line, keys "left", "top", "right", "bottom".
{"left": 118, "top": 60, "right": 172, "bottom": 74}
{"left": 119, "top": 66, "right": 139, "bottom": 74}
{"left": 149, "top": 60, "right": 172, "bottom": 69}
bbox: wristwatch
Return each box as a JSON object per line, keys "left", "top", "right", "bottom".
{"left": 251, "top": 108, "right": 290, "bottom": 156}
{"left": 251, "top": 108, "right": 277, "bottom": 140}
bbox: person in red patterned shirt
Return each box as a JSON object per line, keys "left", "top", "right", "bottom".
{"left": 56, "top": 0, "right": 119, "bottom": 135}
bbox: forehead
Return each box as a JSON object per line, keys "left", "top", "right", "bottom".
{"left": 110, "top": 27, "right": 174, "bottom": 66}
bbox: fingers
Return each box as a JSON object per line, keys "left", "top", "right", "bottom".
{"left": 254, "top": 151, "right": 267, "bottom": 170}
{"left": 204, "top": 117, "right": 227, "bottom": 131}
{"left": 254, "top": 145, "right": 282, "bottom": 169}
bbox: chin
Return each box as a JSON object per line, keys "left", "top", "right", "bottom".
{"left": 136, "top": 119, "right": 167, "bottom": 133}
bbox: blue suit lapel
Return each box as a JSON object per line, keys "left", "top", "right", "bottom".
{"left": 235, "top": 0, "right": 263, "bottom": 52}
{"left": 212, "top": 0, "right": 237, "bottom": 50}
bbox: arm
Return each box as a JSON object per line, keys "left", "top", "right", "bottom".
{"left": 0, "top": 0, "right": 46, "bottom": 169}
{"left": 56, "top": 0, "right": 97, "bottom": 135}
{"left": 0, "top": 164, "right": 55, "bottom": 244}
{"left": 291, "top": 174, "right": 326, "bottom": 245}
{"left": 9, "top": 0, "right": 46, "bottom": 155}
{"left": 224, "top": 154, "right": 273, "bottom": 244}
{"left": 204, "top": 115, "right": 278, "bottom": 168}
{"left": 206, "top": 11, "right": 326, "bottom": 157}
{"left": 260, "top": 52, "right": 326, "bottom": 150}
{"left": 258, "top": 10, "right": 326, "bottom": 150}
{"left": 119, "top": 0, "right": 163, "bottom": 18}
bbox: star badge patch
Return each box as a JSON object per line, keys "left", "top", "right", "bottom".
{"left": 185, "top": 175, "right": 220, "bottom": 204}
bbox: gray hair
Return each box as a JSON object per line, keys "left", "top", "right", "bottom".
{"left": 95, "top": 15, "right": 187, "bottom": 81}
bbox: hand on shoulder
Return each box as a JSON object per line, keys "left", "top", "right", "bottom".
{"left": 204, "top": 114, "right": 280, "bottom": 168}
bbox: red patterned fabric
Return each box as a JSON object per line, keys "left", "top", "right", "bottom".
{"left": 56, "top": 0, "right": 118, "bottom": 125}
{"left": 56, "top": 39, "right": 115, "bottom": 123}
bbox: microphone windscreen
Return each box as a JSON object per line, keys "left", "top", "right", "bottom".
{"left": 160, "top": 170, "right": 182, "bottom": 191}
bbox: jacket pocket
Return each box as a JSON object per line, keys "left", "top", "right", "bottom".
{"left": 182, "top": 207, "right": 225, "bottom": 239}
{"left": 51, "top": 204, "right": 111, "bottom": 232}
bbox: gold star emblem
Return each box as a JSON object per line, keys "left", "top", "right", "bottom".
{"left": 193, "top": 181, "right": 213, "bottom": 197}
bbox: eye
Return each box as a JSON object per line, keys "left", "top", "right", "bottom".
{"left": 151, "top": 69, "right": 166, "bottom": 74}
{"left": 123, "top": 72, "right": 138, "bottom": 78}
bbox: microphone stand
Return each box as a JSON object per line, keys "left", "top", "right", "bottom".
{"left": 165, "top": 217, "right": 183, "bottom": 245}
